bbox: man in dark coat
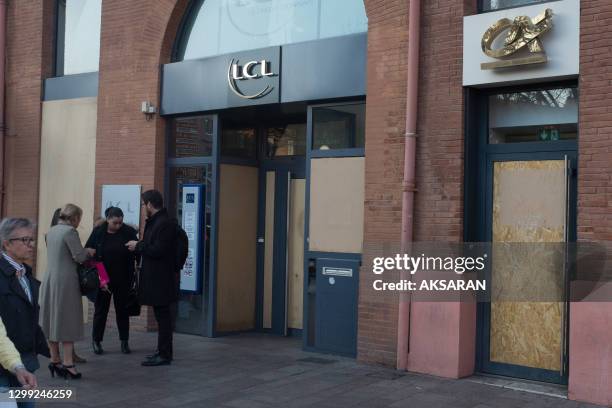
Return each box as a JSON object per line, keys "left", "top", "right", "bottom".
{"left": 126, "top": 190, "right": 178, "bottom": 366}
{"left": 0, "top": 218, "right": 50, "bottom": 407}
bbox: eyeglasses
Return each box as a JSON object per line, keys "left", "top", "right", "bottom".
{"left": 9, "top": 237, "right": 36, "bottom": 246}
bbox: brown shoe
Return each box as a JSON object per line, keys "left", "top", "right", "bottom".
{"left": 72, "top": 350, "right": 87, "bottom": 364}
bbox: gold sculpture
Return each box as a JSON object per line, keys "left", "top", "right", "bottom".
{"left": 481, "top": 8, "right": 553, "bottom": 70}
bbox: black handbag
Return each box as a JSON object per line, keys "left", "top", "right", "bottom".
{"left": 77, "top": 264, "right": 99, "bottom": 295}
{"left": 125, "top": 272, "right": 141, "bottom": 317}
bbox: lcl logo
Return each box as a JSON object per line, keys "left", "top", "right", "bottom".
{"left": 227, "top": 59, "right": 275, "bottom": 99}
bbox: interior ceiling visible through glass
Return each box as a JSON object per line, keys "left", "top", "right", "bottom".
{"left": 179, "top": 0, "right": 368, "bottom": 61}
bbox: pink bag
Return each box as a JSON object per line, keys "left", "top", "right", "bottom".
{"left": 84, "top": 260, "right": 109, "bottom": 287}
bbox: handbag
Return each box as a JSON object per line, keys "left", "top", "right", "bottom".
{"left": 77, "top": 263, "right": 100, "bottom": 295}
{"left": 125, "top": 270, "right": 141, "bottom": 317}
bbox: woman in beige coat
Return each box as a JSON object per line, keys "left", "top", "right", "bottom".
{"left": 39, "top": 204, "right": 94, "bottom": 379}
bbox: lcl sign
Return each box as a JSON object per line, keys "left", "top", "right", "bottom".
{"left": 227, "top": 59, "right": 275, "bottom": 99}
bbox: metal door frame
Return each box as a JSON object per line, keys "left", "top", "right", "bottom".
{"left": 165, "top": 113, "right": 220, "bottom": 338}
{"left": 477, "top": 150, "right": 577, "bottom": 384}
{"left": 465, "top": 81, "right": 579, "bottom": 384}
{"left": 256, "top": 159, "right": 305, "bottom": 335}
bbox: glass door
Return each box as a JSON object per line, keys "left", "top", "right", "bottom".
{"left": 481, "top": 152, "right": 575, "bottom": 383}
{"left": 167, "top": 114, "right": 218, "bottom": 336}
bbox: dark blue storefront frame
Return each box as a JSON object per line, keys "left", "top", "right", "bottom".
{"left": 479, "top": 151, "right": 576, "bottom": 384}
{"left": 165, "top": 114, "right": 220, "bottom": 338}
{"left": 301, "top": 102, "right": 364, "bottom": 357}
{"left": 162, "top": 29, "right": 366, "bottom": 356}
{"left": 255, "top": 157, "right": 306, "bottom": 336}
{"left": 466, "top": 81, "right": 578, "bottom": 384}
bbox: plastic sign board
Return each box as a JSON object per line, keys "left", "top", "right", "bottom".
{"left": 463, "top": 0, "right": 579, "bottom": 87}
{"left": 101, "top": 185, "right": 141, "bottom": 229}
{"left": 180, "top": 184, "right": 204, "bottom": 293}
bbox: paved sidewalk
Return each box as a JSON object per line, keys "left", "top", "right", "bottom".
{"left": 33, "top": 327, "right": 602, "bottom": 408}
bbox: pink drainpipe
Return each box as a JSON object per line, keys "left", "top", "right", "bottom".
{"left": 0, "top": 0, "right": 6, "bottom": 217}
{"left": 397, "top": 0, "right": 421, "bottom": 371}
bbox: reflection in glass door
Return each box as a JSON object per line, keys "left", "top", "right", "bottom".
{"left": 167, "top": 114, "right": 217, "bottom": 336}
{"left": 168, "top": 166, "right": 212, "bottom": 335}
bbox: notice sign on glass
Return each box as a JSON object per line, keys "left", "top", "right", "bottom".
{"left": 180, "top": 184, "right": 204, "bottom": 293}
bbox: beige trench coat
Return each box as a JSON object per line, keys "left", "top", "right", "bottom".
{"left": 39, "top": 224, "right": 89, "bottom": 342}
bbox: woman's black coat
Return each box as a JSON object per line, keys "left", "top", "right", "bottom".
{"left": 85, "top": 222, "right": 138, "bottom": 286}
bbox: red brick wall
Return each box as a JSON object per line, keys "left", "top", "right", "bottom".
{"left": 3, "top": 0, "right": 54, "bottom": 220}
{"left": 359, "top": 0, "right": 476, "bottom": 367}
{"left": 359, "top": 0, "right": 409, "bottom": 367}
{"left": 569, "top": 1, "right": 612, "bottom": 404}
{"left": 95, "top": 0, "right": 188, "bottom": 331}
{"left": 577, "top": 1, "right": 612, "bottom": 241}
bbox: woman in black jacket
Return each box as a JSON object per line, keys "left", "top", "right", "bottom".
{"left": 85, "top": 207, "right": 138, "bottom": 355}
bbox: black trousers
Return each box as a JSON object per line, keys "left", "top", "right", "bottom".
{"left": 92, "top": 283, "right": 129, "bottom": 342}
{"left": 153, "top": 303, "right": 176, "bottom": 360}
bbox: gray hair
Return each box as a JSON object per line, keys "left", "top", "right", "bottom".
{"left": 0, "top": 218, "right": 35, "bottom": 249}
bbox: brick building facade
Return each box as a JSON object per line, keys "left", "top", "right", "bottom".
{"left": 2, "top": 0, "right": 611, "bottom": 405}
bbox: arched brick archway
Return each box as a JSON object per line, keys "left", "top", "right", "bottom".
{"left": 94, "top": 0, "right": 412, "bottom": 337}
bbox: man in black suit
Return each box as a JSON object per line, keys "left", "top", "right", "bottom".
{"left": 0, "top": 218, "right": 50, "bottom": 407}
{"left": 126, "top": 190, "right": 179, "bottom": 366}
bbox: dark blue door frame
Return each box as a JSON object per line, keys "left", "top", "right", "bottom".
{"left": 301, "top": 102, "right": 364, "bottom": 356}
{"left": 256, "top": 160, "right": 306, "bottom": 336}
{"left": 478, "top": 150, "right": 577, "bottom": 384}
{"left": 465, "top": 82, "right": 578, "bottom": 385}
{"left": 165, "top": 113, "right": 219, "bottom": 338}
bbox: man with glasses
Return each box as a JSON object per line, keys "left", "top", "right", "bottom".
{"left": 0, "top": 219, "right": 49, "bottom": 408}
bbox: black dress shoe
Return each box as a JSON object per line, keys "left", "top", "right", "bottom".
{"left": 145, "top": 351, "right": 159, "bottom": 360}
{"left": 121, "top": 340, "right": 131, "bottom": 354}
{"left": 141, "top": 355, "right": 171, "bottom": 366}
{"left": 92, "top": 341, "right": 104, "bottom": 355}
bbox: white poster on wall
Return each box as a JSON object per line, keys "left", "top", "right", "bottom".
{"left": 180, "top": 184, "right": 203, "bottom": 293}
{"left": 101, "top": 185, "right": 141, "bottom": 229}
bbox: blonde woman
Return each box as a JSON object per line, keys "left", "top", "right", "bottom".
{"left": 39, "top": 204, "right": 95, "bottom": 380}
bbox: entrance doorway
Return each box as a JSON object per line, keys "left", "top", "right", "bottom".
{"left": 259, "top": 163, "right": 305, "bottom": 335}
{"left": 480, "top": 152, "right": 576, "bottom": 384}
{"left": 216, "top": 108, "right": 307, "bottom": 337}
{"left": 166, "top": 101, "right": 364, "bottom": 357}
{"left": 468, "top": 84, "right": 578, "bottom": 384}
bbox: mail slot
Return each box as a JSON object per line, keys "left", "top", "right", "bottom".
{"left": 322, "top": 267, "right": 353, "bottom": 277}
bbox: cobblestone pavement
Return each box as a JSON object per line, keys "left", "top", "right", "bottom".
{"left": 31, "top": 327, "right": 603, "bottom": 408}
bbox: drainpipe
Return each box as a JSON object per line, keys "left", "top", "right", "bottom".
{"left": 397, "top": 0, "right": 421, "bottom": 371}
{"left": 0, "top": 0, "right": 6, "bottom": 217}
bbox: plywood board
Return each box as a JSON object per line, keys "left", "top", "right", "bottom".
{"left": 37, "top": 98, "right": 98, "bottom": 322}
{"left": 490, "top": 160, "right": 566, "bottom": 372}
{"left": 263, "top": 171, "right": 275, "bottom": 329}
{"left": 216, "top": 164, "right": 258, "bottom": 332}
{"left": 309, "top": 157, "right": 364, "bottom": 254}
{"left": 287, "top": 179, "right": 305, "bottom": 330}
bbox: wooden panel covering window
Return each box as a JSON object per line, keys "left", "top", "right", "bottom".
{"left": 216, "top": 164, "right": 258, "bottom": 332}
{"left": 309, "top": 157, "right": 365, "bottom": 254}
{"left": 490, "top": 160, "right": 566, "bottom": 372}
